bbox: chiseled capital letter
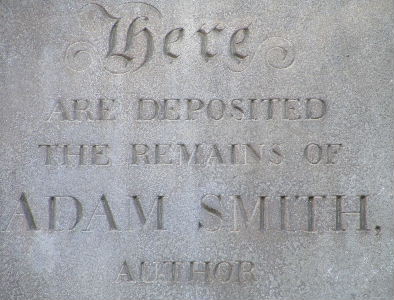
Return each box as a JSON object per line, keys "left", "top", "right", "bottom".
{"left": 232, "top": 195, "right": 265, "bottom": 232}
{"left": 335, "top": 195, "right": 368, "bottom": 231}
{"left": 83, "top": 195, "right": 118, "bottom": 231}
{"left": 48, "top": 196, "right": 83, "bottom": 231}
{"left": 4, "top": 193, "right": 38, "bottom": 231}
{"left": 129, "top": 195, "right": 166, "bottom": 230}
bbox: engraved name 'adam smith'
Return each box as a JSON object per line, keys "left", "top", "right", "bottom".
{"left": 1, "top": 193, "right": 372, "bottom": 233}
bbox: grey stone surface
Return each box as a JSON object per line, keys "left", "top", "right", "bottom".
{"left": 0, "top": 0, "right": 393, "bottom": 299}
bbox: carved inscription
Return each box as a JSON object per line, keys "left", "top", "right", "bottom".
{"left": 41, "top": 97, "right": 339, "bottom": 167}
{"left": 130, "top": 143, "right": 284, "bottom": 166}
{"left": 1, "top": 193, "right": 371, "bottom": 233}
{"left": 0, "top": 1, "right": 387, "bottom": 295}
{"left": 65, "top": 3, "right": 295, "bottom": 73}
{"left": 46, "top": 99, "right": 117, "bottom": 121}
{"left": 46, "top": 97, "right": 327, "bottom": 122}
{"left": 137, "top": 98, "right": 326, "bottom": 121}
{"left": 200, "top": 194, "right": 369, "bottom": 232}
{"left": 39, "top": 144, "right": 111, "bottom": 166}
{"left": 116, "top": 260, "right": 256, "bottom": 283}
{"left": 36, "top": 142, "right": 343, "bottom": 167}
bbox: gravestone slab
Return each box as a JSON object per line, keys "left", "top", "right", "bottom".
{"left": 0, "top": 1, "right": 393, "bottom": 299}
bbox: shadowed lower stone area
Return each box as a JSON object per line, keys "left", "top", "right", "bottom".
{"left": 0, "top": 0, "right": 393, "bottom": 299}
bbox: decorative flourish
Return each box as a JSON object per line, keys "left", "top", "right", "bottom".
{"left": 65, "top": 41, "right": 97, "bottom": 72}
{"left": 264, "top": 37, "right": 295, "bottom": 69}
{"left": 66, "top": 2, "right": 295, "bottom": 74}
{"left": 227, "top": 36, "right": 295, "bottom": 72}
